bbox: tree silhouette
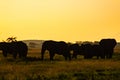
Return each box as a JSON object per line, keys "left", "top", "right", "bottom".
{"left": 6, "top": 37, "right": 17, "bottom": 42}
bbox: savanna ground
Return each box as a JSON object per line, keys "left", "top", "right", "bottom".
{"left": 0, "top": 49, "right": 120, "bottom": 80}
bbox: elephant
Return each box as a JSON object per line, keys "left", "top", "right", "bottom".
{"left": 0, "top": 41, "right": 28, "bottom": 59}
{"left": 80, "top": 44, "right": 93, "bottom": 59}
{"left": 14, "top": 41, "right": 28, "bottom": 58}
{"left": 80, "top": 44, "right": 105, "bottom": 59}
{"left": 70, "top": 43, "right": 105, "bottom": 59}
{"left": 99, "top": 39, "right": 117, "bottom": 59}
{"left": 69, "top": 43, "right": 83, "bottom": 59}
{"left": 89, "top": 44, "right": 105, "bottom": 59}
{"left": 0, "top": 42, "right": 15, "bottom": 58}
{"left": 41, "top": 40, "right": 71, "bottom": 61}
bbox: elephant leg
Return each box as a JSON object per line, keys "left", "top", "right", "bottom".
{"left": 97, "top": 55, "right": 99, "bottom": 59}
{"left": 109, "top": 50, "right": 113, "bottom": 59}
{"left": 84, "top": 55, "right": 87, "bottom": 59}
{"left": 3, "top": 51, "right": 7, "bottom": 57}
{"left": 84, "top": 55, "right": 89, "bottom": 59}
{"left": 97, "top": 53, "right": 101, "bottom": 59}
{"left": 24, "top": 52, "right": 27, "bottom": 58}
{"left": 67, "top": 52, "right": 72, "bottom": 60}
{"left": 65, "top": 56, "right": 67, "bottom": 60}
{"left": 68, "top": 54, "right": 71, "bottom": 60}
{"left": 100, "top": 55, "right": 105, "bottom": 59}
{"left": 13, "top": 52, "right": 17, "bottom": 59}
{"left": 50, "top": 52, "right": 55, "bottom": 61}
{"left": 100, "top": 53, "right": 105, "bottom": 59}
{"left": 41, "top": 51, "right": 45, "bottom": 60}
{"left": 100, "top": 51, "right": 105, "bottom": 59}
{"left": 72, "top": 53, "right": 77, "bottom": 59}
{"left": 105, "top": 51, "right": 109, "bottom": 59}
{"left": 41, "top": 52, "right": 45, "bottom": 60}
{"left": 106, "top": 50, "right": 113, "bottom": 59}
{"left": 84, "top": 55, "right": 92, "bottom": 59}
{"left": 109, "top": 53, "right": 113, "bottom": 59}
{"left": 18, "top": 53, "right": 22, "bottom": 58}
{"left": 63, "top": 53, "right": 71, "bottom": 61}
{"left": 18, "top": 52, "right": 26, "bottom": 58}
{"left": 63, "top": 55, "right": 68, "bottom": 60}
{"left": 106, "top": 52, "right": 110, "bottom": 59}
{"left": 84, "top": 53, "right": 90, "bottom": 59}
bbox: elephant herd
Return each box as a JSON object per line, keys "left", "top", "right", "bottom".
{"left": 41, "top": 39, "right": 117, "bottom": 60}
{"left": 69, "top": 40, "right": 116, "bottom": 59}
{"left": 0, "top": 39, "right": 117, "bottom": 61}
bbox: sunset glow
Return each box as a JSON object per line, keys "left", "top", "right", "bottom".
{"left": 0, "top": 0, "right": 120, "bottom": 42}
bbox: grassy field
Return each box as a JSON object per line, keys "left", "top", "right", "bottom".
{"left": 0, "top": 49, "right": 120, "bottom": 80}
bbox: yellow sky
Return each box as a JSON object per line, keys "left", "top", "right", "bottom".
{"left": 0, "top": 0, "right": 120, "bottom": 42}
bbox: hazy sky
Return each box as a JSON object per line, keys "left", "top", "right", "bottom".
{"left": 0, "top": 0, "right": 120, "bottom": 42}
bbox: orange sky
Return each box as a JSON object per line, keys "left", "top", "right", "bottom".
{"left": 0, "top": 0, "right": 120, "bottom": 42}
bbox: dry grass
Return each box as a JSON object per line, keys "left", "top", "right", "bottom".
{"left": 0, "top": 49, "right": 120, "bottom": 80}
{"left": 0, "top": 59, "right": 120, "bottom": 80}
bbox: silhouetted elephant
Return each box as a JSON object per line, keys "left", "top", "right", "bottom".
{"left": 73, "top": 44, "right": 105, "bottom": 59}
{"left": 90, "top": 44, "right": 105, "bottom": 59}
{"left": 80, "top": 44, "right": 93, "bottom": 59}
{"left": 14, "top": 41, "right": 28, "bottom": 58}
{"left": 69, "top": 43, "right": 83, "bottom": 59}
{"left": 41, "top": 40, "right": 71, "bottom": 60}
{"left": 81, "top": 44, "right": 105, "bottom": 59}
{"left": 0, "top": 41, "right": 28, "bottom": 59}
{"left": 99, "top": 39, "right": 117, "bottom": 59}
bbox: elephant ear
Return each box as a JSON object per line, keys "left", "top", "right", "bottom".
{"left": 99, "top": 39, "right": 117, "bottom": 48}
{"left": 112, "top": 39, "right": 117, "bottom": 47}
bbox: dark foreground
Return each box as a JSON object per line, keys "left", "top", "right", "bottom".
{"left": 0, "top": 52, "right": 120, "bottom": 80}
